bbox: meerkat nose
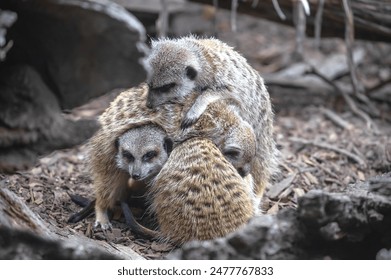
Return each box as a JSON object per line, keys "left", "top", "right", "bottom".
{"left": 237, "top": 167, "right": 247, "bottom": 177}
{"left": 132, "top": 174, "right": 141, "bottom": 180}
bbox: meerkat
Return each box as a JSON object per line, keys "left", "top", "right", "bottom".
{"left": 90, "top": 123, "right": 172, "bottom": 230}
{"left": 147, "top": 137, "right": 258, "bottom": 245}
{"left": 178, "top": 96, "right": 256, "bottom": 177}
{"left": 145, "top": 36, "right": 279, "bottom": 198}
{"left": 89, "top": 83, "right": 258, "bottom": 233}
{"left": 97, "top": 83, "right": 256, "bottom": 178}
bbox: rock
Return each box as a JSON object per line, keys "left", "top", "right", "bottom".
{"left": 1, "top": 0, "right": 148, "bottom": 109}
{"left": 0, "top": 65, "right": 99, "bottom": 173}
{"left": 169, "top": 173, "right": 391, "bottom": 260}
{"left": 0, "top": 0, "right": 148, "bottom": 172}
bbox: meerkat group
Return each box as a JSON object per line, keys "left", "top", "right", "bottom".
{"left": 80, "top": 35, "right": 278, "bottom": 245}
{"left": 146, "top": 36, "right": 279, "bottom": 199}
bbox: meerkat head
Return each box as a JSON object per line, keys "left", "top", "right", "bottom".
{"left": 145, "top": 39, "right": 201, "bottom": 109}
{"left": 222, "top": 122, "right": 256, "bottom": 177}
{"left": 115, "top": 125, "right": 173, "bottom": 182}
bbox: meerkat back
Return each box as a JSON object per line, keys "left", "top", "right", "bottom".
{"left": 147, "top": 137, "right": 256, "bottom": 245}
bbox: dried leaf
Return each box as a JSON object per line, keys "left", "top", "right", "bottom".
{"left": 301, "top": 154, "right": 316, "bottom": 166}
{"left": 293, "top": 188, "right": 305, "bottom": 198}
{"left": 267, "top": 173, "right": 296, "bottom": 200}
{"left": 150, "top": 241, "right": 173, "bottom": 252}
{"left": 267, "top": 202, "right": 279, "bottom": 215}
{"left": 301, "top": 173, "right": 311, "bottom": 186}
{"left": 304, "top": 172, "right": 319, "bottom": 185}
{"left": 357, "top": 171, "right": 365, "bottom": 181}
{"left": 278, "top": 187, "right": 293, "bottom": 200}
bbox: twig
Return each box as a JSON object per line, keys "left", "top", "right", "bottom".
{"left": 213, "top": 0, "right": 219, "bottom": 36}
{"left": 340, "top": 0, "right": 380, "bottom": 117}
{"left": 272, "top": 0, "right": 287, "bottom": 20}
{"left": 314, "top": 0, "right": 325, "bottom": 49}
{"left": 290, "top": 137, "right": 367, "bottom": 167}
{"left": 306, "top": 66, "right": 377, "bottom": 131}
{"left": 320, "top": 107, "right": 354, "bottom": 131}
{"left": 341, "top": 0, "right": 380, "bottom": 117}
{"left": 366, "top": 76, "right": 391, "bottom": 94}
{"left": 294, "top": 0, "right": 306, "bottom": 59}
{"left": 342, "top": 0, "right": 361, "bottom": 95}
{"left": 231, "top": 0, "right": 238, "bottom": 32}
{"left": 300, "top": 0, "right": 310, "bottom": 16}
{"left": 157, "top": 0, "right": 169, "bottom": 37}
{"left": 314, "top": 161, "right": 340, "bottom": 180}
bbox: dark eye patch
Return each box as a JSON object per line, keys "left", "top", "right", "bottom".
{"left": 223, "top": 149, "right": 241, "bottom": 159}
{"left": 154, "top": 83, "right": 176, "bottom": 93}
{"left": 143, "top": 151, "right": 158, "bottom": 161}
{"left": 122, "top": 150, "right": 134, "bottom": 162}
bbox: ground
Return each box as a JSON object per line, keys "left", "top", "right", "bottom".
{"left": 1, "top": 8, "right": 390, "bottom": 259}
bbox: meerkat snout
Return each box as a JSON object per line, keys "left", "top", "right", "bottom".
{"left": 115, "top": 126, "right": 171, "bottom": 182}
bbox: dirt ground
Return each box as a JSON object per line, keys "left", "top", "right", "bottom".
{"left": 1, "top": 8, "right": 390, "bottom": 259}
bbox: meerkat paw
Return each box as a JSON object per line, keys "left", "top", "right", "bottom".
{"left": 94, "top": 220, "right": 112, "bottom": 231}
{"left": 181, "top": 91, "right": 222, "bottom": 129}
{"left": 94, "top": 209, "right": 112, "bottom": 230}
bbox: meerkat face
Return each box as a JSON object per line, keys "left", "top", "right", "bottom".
{"left": 223, "top": 124, "right": 256, "bottom": 177}
{"left": 115, "top": 126, "right": 173, "bottom": 182}
{"left": 145, "top": 40, "right": 200, "bottom": 109}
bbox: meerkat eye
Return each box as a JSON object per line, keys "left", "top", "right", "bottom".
{"left": 156, "top": 83, "right": 176, "bottom": 93}
{"left": 143, "top": 151, "right": 158, "bottom": 161}
{"left": 223, "top": 149, "right": 241, "bottom": 160}
{"left": 185, "top": 66, "right": 197, "bottom": 80}
{"left": 122, "top": 151, "right": 134, "bottom": 162}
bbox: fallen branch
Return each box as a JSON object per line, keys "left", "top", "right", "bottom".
{"left": 320, "top": 107, "right": 353, "bottom": 131}
{"left": 305, "top": 66, "right": 377, "bottom": 132}
{"left": 290, "top": 137, "right": 366, "bottom": 167}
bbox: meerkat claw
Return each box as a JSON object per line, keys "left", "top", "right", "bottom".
{"left": 181, "top": 117, "right": 196, "bottom": 130}
{"left": 94, "top": 221, "right": 112, "bottom": 231}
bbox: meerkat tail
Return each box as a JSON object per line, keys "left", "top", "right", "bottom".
{"left": 68, "top": 199, "right": 96, "bottom": 224}
{"left": 120, "top": 201, "right": 159, "bottom": 239}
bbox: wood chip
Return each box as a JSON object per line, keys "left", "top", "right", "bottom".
{"left": 112, "top": 228, "right": 122, "bottom": 239}
{"left": 293, "top": 188, "right": 306, "bottom": 198}
{"left": 150, "top": 241, "right": 173, "bottom": 252}
{"left": 304, "top": 172, "right": 320, "bottom": 185}
{"left": 266, "top": 202, "right": 279, "bottom": 215}
{"left": 267, "top": 173, "right": 297, "bottom": 200}
{"left": 357, "top": 171, "right": 366, "bottom": 181}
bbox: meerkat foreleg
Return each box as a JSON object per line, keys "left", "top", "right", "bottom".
{"left": 94, "top": 205, "right": 112, "bottom": 230}
{"left": 180, "top": 89, "right": 222, "bottom": 129}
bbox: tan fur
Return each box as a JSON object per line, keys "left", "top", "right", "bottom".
{"left": 146, "top": 36, "right": 280, "bottom": 199}
{"left": 89, "top": 83, "right": 258, "bottom": 234}
{"left": 148, "top": 137, "right": 256, "bottom": 245}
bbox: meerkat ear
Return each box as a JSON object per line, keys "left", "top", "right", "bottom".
{"left": 163, "top": 137, "right": 173, "bottom": 155}
{"left": 114, "top": 138, "right": 119, "bottom": 150}
{"left": 185, "top": 66, "right": 197, "bottom": 80}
